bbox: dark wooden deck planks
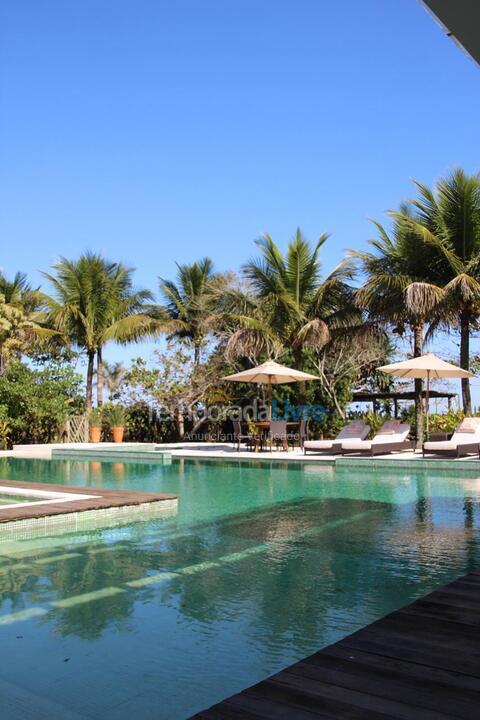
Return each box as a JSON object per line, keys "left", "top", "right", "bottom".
{"left": 0, "top": 479, "right": 177, "bottom": 523}
{"left": 190, "top": 572, "right": 480, "bottom": 719}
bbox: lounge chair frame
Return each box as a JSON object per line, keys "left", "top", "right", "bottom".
{"left": 341, "top": 439, "right": 416, "bottom": 456}
{"left": 422, "top": 442, "right": 480, "bottom": 459}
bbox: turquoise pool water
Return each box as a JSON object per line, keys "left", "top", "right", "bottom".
{"left": 0, "top": 456, "right": 479, "bottom": 719}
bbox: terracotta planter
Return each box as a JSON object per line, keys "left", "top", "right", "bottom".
{"left": 89, "top": 426, "right": 101, "bottom": 443}
{"left": 112, "top": 426, "right": 124, "bottom": 443}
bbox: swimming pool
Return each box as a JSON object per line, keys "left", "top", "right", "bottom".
{"left": 0, "top": 456, "right": 479, "bottom": 719}
{"left": 0, "top": 484, "right": 98, "bottom": 510}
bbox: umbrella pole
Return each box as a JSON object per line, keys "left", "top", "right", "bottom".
{"left": 268, "top": 377, "right": 272, "bottom": 421}
{"left": 426, "top": 370, "right": 430, "bottom": 440}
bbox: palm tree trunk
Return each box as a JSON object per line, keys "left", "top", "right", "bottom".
{"left": 294, "top": 348, "right": 306, "bottom": 405}
{"left": 460, "top": 310, "right": 472, "bottom": 414}
{"left": 194, "top": 342, "right": 201, "bottom": 368}
{"left": 97, "top": 347, "right": 104, "bottom": 407}
{"left": 174, "top": 407, "right": 185, "bottom": 440}
{"left": 413, "top": 323, "right": 424, "bottom": 445}
{"left": 86, "top": 350, "right": 95, "bottom": 411}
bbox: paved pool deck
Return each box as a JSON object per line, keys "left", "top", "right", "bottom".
{"left": 3, "top": 441, "right": 480, "bottom": 472}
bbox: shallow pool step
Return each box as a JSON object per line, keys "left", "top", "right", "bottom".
{"left": 51, "top": 447, "right": 172, "bottom": 463}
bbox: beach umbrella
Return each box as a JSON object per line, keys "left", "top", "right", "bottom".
{"left": 223, "top": 360, "right": 319, "bottom": 419}
{"left": 377, "top": 352, "right": 474, "bottom": 435}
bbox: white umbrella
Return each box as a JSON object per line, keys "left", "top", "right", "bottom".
{"left": 223, "top": 360, "right": 319, "bottom": 419}
{"left": 377, "top": 352, "right": 474, "bottom": 435}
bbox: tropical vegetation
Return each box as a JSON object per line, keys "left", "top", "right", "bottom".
{"left": 0, "top": 360, "right": 84, "bottom": 445}
{"left": 43, "top": 252, "right": 160, "bottom": 409}
{"left": 2, "top": 168, "right": 480, "bottom": 445}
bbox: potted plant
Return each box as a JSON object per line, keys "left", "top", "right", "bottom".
{"left": 89, "top": 408, "right": 103, "bottom": 443}
{"left": 103, "top": 404, "right": 126, "bottom": 443}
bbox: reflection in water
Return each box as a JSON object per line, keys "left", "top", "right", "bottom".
{"left": 112, "top": 462, "right": 126, "bottom": 479}
{"left": 0, "top": 458, "right": 479, "bottom": 719}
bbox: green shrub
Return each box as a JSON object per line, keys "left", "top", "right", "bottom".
{"left": 0, "top": 361, "right": 84, "bottom": 444}
{"left": 400, "top": 406, "right": 466, "bottom": 437}
{"left": 0, "top": 416, "right": 10, "bottom": 450}
{"left": 88, "top": 408, "right": 103, "bottom": 427}
{"left": 124, "top": 403, "right": 176, "bottom": 443}
{"left": 347, "top": 411, "right": 388, "bottom": 438}
{"left": 429, "top": 409, "right": 465, "bottom": 434}
{"left": 102, "top": 403, "right": 126, "bottom": 427}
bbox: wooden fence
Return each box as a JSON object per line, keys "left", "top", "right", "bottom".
{"left": 61, "top": 415, "right": 89, "bottom": 443}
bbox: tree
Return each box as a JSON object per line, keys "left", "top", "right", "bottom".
{"left": 43, "top": 252, "right": 159, "bottom": 409}
{"left": 0, "top": 271, "right": 39, "bottom": 309}
{"left": 223, "top": 230, "right": 360, "bottom": 376}
{"left": 313, "top": 332, "right": 391, "bottom": 420}
{"left": 159, "top": 258, "right": 220, "bottom": 368}
{"left": 101, "top": 360, "right": 127, "bottom": 401}
{"left": 120, "top": 345, "right": 231, "bottom": 440}
{"left": 0, "top": 360, "right": 84, "bottom": 443}
{"left": 403, "top": 169, "right": 480, "bottom": 413}
{"left": 0, "top": 271, "right": 53, "bottom": 373}
{"left": 352, "top": 209, "right": 444, "bottom": 441}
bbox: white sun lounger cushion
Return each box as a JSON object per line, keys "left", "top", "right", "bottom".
{"left": 341, "top": 424, "right": 410, "bottom": 451}
{"left": 304, "top": 422, "right": 369, "bottom": 451}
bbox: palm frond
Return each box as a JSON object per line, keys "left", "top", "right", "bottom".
{"left": 294, "top": 318, "right": 330, "bottom": 350}
{"left": 404, "top": 282, "right": 444, "bottom": 317}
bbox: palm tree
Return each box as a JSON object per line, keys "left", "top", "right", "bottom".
{"left": 101, "top": 360, "right": 126, "bottom": 401}
{"left": 0, "top": 271, "right": 38, "bottom": 309}
{"left": 352, "top": 209, "right": 444, "bottom": 442}
{"left": 159, "top": 258, "right": 219, "bottom": 368}
{"left": 44, "top": 253, "right": 159, "bottom": 409}
{"left": 403, "top": 169, "right": 480, "bottom": 413}
{"left": 0, "top": 271, "right": 53, "bottom": 373}
{"left": 224, "top": 229, "right": 359, "bottom": 370}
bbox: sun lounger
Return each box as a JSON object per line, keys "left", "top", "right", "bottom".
{"left": 422, "top": 418, "right": 480, "bottom": 458}
{"left": 304, "top": 420, "right": 370, "bottom": 455}
{"left": 340, "top": 421, "right": 414, "bottom": 456}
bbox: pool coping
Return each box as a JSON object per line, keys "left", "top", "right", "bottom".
{"left": 44, "top": 447, "right": 480, "bottom": 473}
{"left": 154, "top": 448, "right": 480, "bottom": 473}
{"left": 0, "top": 480, "right": 177, "bottom": 525}
{"left": 334, "top": 455, "right": 480, "bottom": 471}
{"left": 9, "top": 441, "right": 480, "bottom": 472}
{"left": 51, "top": 448, "right": 172, "bottom": 462}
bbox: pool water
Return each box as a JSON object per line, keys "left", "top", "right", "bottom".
{"left": 0, "top": 456, "right": 479, "bottom": 719}
{"left": 0, "top": 493, "right": 42, "bottom": 505}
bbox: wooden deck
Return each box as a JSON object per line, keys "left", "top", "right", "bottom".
{"left": 191, "top": 571, "right": 480, "bottom": 719}
{"left": 0, "top": 479, "right": 177, "bottom": 523}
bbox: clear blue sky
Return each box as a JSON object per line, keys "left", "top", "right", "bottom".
{"left": 1, "top": 0, "right": 480, "bottom": 394}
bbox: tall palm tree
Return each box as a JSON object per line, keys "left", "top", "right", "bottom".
{"left": 224, "top": 229, "right": 359, "bottom": 370}
{"left": 402, "top": 170, "right": 480, "bottom": 413}
{"left": 352, "top": 209, "right": 444, "bottom": 442}
{"left": 44, "top": 253, "right": 159, "bottom": 409}
{"left": 159, "top": 258, "right": 219, "bottom": 368}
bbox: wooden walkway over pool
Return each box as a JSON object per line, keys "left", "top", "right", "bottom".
{"left": 191, "top": 571, "right": 480, "bottom": 720}
{"left": 0, "top": 479, "right": 177, "bottom": 524}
